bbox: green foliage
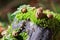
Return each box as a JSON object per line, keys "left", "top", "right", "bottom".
{"left": 20, "top": 32, "right": 28, "bottom": 40}
{"left": 1, "top": 34, "right": 17, "bottom": 40}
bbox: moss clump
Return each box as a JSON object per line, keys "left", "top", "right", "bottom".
{"left": 12, "top": 5, "right": 60, "bottom": 40}
{"left": 5, "top": 5, "right": 60, "bottom": 40}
